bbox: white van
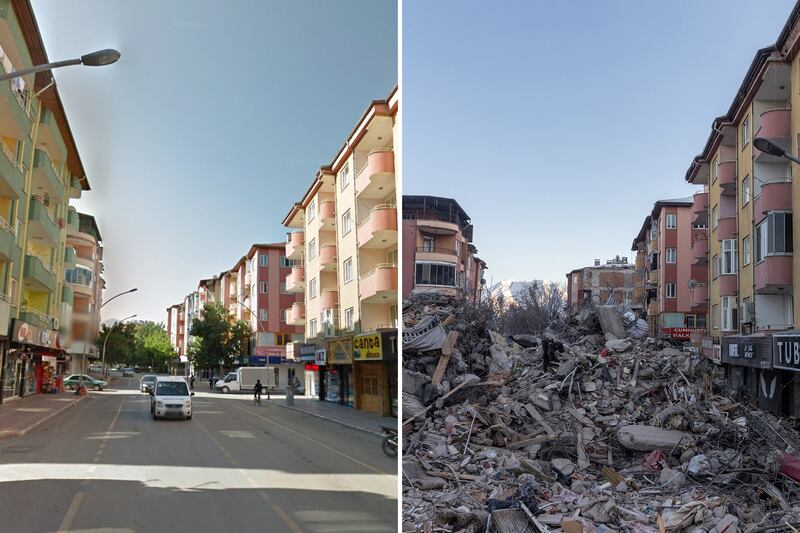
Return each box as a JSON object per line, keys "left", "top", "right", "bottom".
{"left": 215, "top": 367, "right": 275, "bottom": 393}
{"left": 150, "top": 376, "right": 193, "bottom": 420}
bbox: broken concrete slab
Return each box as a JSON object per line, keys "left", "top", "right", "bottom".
{"left": 617, "top": 425, "right": 690, "bottom": 452}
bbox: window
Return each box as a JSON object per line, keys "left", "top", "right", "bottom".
{"left": 666, "top": 283, "right": 676, "bottom": 299}
{"left": 721, "top": 239, "right": 737, "bottom": 274}
{"left": 666, "top": 248, "right": 676, "bottom": 263}
{"left": 308, "top": 199, "right": 316, "bottom": 221}
{"left": 650, "top": 222, "right": 658, "bottom": 240}
{"left": 340, "top": 163, "right": 350, "bottom": 191}
{"left": 455, "top": 240, "right": 462, "bottom": 257}
{"left": 742, "top": 116, "right": 749, "bottom": 147}
{"left": 756, "top": 212, "right": 793, "bottom": 262}
{"left": 721, "top": 296, "right": 738, "bottom": 331}
{"left": 743, "top": 236, "right": 751, "bottom": 265}
{"left": 415, "top": 262, "right": 456, "bottom": 286}
{"left": 712, "top": 304, "right": 720, "bottom": 329}
{"left": 697, "top": 314, "right": 707, "bottom": 328}
{"left": 259, "top": 281, "right": 268, "bottom": 293}
{"left": 649, "top": 252, "right": 658, "bottom": 271}
{"left": 259, "top": 309, "right": 268, "bottom": 321}
{"left": 422, "top": 236, "right": 435, "bottom": 252}
{"left": 345, "top": 307, "right": 354, "bottom": 331}
{"left": 387, "top": 249, "right": 398, "bottom": 265}
{"left": 666, "top": 213, "right": 677, "bottom": 229}
{"left": 276, "top": 333, "right": 289, "bottom": 346}
{"left": 686, "top": 315, "right": 696, "bottom": 328}
{"left": 342, "top": 209, "right": 352, "bottom": 235}
{"left": 712, "top": 157, "right": 719, "bottom": 182}
{"left": 712, "top": 206, "right": 719, "bottom": 228}
{"left": 280, "top": 256, "right": 293, "bottom": 268}
{"left": 712, "top": 254, "right": 719, "bottom": 279}
{"left": 343, "top": 257, "right": 353, "bottom": 283}
{"left": 309, "top": 319, "right": 318, "bottom": 337}
{"left": 257, "top": 332, "right": 275, "bottom": 347}
{"left": 742, "top": 175, "right": 751, "bottom": 206}
{"left": 281, "top": 310, "right": 288, "bottom": 323}
{"left": 309, "top": 278, "right": 317, "bottom": 299}
{"left": 308, "top": 238, "right": 317, "bottom": 259}
{"left": 753, "top": 174, "right": 762, "bottom": 198}
{"left": 390, "top": 305, "right": 398, "bottom": 328}
{"left": 259, "top": 254, "right": 268, "bottom": 267}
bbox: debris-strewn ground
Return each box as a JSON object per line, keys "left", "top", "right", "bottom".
{"left": 402, "top": 294, "right": 800, "bottom": 533}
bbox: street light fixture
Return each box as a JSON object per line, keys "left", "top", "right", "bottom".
{"left": 0, "top": 48, "right": 121, "bottom": 82}
{"left": 753, "top": 136, "right": 800, "bottom": 165}
{"left": 101, "top": 288, "right": 137, "bottom": 309}
{"left": 101, "top": 314, "right": 137, "bottom": 378}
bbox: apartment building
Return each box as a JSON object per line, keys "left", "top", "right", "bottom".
{"left": 282, "top": 87, "right": 398, "bottom": 417}
{"left": 630, "top": 198, "right": 708, "bottom": 335}
{"left": 684, "top": 1, "right": 800, "bottom": 415}
{"left": 401, "top": 195, "right": 487, "bottom": 302}
{"left": 566, "top": 256, "right": 639, "bottom": 311}
{"left": 166, "top": 302, "right": 185, "bottom": 356}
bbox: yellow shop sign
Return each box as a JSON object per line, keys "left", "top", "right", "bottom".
{"left": 353, "top": 333, "right": 382, "bottom": 360}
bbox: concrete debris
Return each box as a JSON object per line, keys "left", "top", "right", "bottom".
{"left": 401, "top": 294, "right": 800, "bottom": 533}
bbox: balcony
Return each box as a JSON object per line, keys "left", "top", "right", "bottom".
{"left": 0, "top": 216, "right": 15, "bottom": 262}
{"left": 27, "top": 199, "right": 60, "bottom": 247}
{"left": 320, "top": 288, "right": 338, "bottom": 310}
{"left": 647, "top": 301, "right": 658, "bottom": 317}
{"left": 19, "top": 307, "right": 55, "bottom": 330}
{"left": 288, "top": 302, "right": 305, "bottom": 326}
{"left": 754, "top": 255, "right": 793, "bottom": 293}
{"left": 64, "top": 246, "right": 76, "bottom": 267}
{"left": 61, "top": 285, "right": 73, "bottom": 305}
{"left": 692, "top": 192, "right": 708, "bottom": 225}
{"left": 32, "top": 149, "right": 63, "bottom": 201}
{"left": 355, "top": 149, "right": 395, "bottom": 199}
{"left": 719, "top": 274, "right": 737, "bottom": 297}
{"left": 37, "top": 108, "right": 67, "bottom": 162}
{"left": 0, "top": 140, "right": 22, "bottom": 200}
{"left": 286, "top": 266, "right": 305, "bottom": 293}
{"left": 357, "top": 205, "right": 397, "bottom": 249}
{"left": 690, "top": 284, "right": 708, "bottom": 308}
{"left": 359, "top": 264, "right": 398, "bottom": 304}
{"left": 319, "top": 243, "right": 337, "bottom": 271}
{"left": 754, "top": 181, "right": 792, "bottom": 223}
{"left": 286, "top": 231, "right": 304, "bottom": 260}
{"left": 718, "top": 161, "right": 736, "bottom": 189}
{"left": 416, "top": 246, "right": 458, "bottom": 263}
{"left": 319, "top": 200, "right": 335, "bottom": 227}
{"left": 716, "top": 216, "right": 736, "bottom": 241}
{"left": 758, "top": 108, "right": 790, "bottom": 141}
{"left": 23, "top": 255, "right": 56, "bottom": 293}
{"left": 691, "top": 230, "right": 708, "bottom": 263}
{"left": 648, "top": 270, "right": 658, "bottom": 284}
{"left": 0, "top": 61, "right": 31, "bottom": 139}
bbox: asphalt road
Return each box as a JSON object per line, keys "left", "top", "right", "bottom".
{"left": 0, "top": 376, "right": 398, "bottom": 532}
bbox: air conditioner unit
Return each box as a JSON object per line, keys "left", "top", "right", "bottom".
{"left": 740, "top": 302, "right": 755, "bottom": 324}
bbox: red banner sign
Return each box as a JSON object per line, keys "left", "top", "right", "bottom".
{"left": 254, "top": 346, "right": 285, "bottom": 356}
{"left": 662, "top": 327, "right": 708, "bottom": 340}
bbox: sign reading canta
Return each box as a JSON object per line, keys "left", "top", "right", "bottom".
{"left": 353, "top": 333, "right": 382, "bottom": 360}
{"left": 773, "top": 332, "right": 800, "bottom": 371}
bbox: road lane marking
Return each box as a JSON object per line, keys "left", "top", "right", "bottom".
{"left": 229, "top": 402, "right": 391, "bottom": 476}
{"left": 57, "top": 491, "right": 84, "bottom": 532}
{"left": 220, "top": 430, "right": 255, "bottom": 438}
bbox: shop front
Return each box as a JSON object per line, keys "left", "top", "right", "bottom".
{"left": 292, "top": 343, "right": 319, "bottom": 398}
{"left": 326, "top": 337, "right": 354, "bottom": 407}
{"left": 247, "top": 353, "right": 306, "bottom": 393}
{"left": 353, "top": 329, "right": 398, "bottom": 417}
{"left": 721, "top": 334, "right": 775, "bottom": 411}
{"left": 1, "top": 320, "right": 66, "bottom": 401}
{"left": 771, "top": 331, "right": 800, "bottom": 417}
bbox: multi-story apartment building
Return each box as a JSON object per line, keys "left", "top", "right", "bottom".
{"left": 166, "top": 302, "right": 185, "bottom": 356}
{"left": 401, "top": 195, "right": 487, "bottom": 302}
{"left": 0, "top": 0, "right": 102, "bottom": 400}
{"left": 282, "top": 88, "right": 398, "bottom": 417}
{"left": 566, "top": 256, "right": 639, "bottom": 310}
{"left": 684, "top": 1, "right": 800, "bottom": 415}
{"left": 65, "top": 212, "right": 103, "bottom": 373}
{"left": 630, "top": 198, "right": 708, "bottom": 335}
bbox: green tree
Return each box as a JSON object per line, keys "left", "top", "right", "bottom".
{"left": 189, "top": 303, "right": 234, "bottom": 371}
{"left": 229, "top": 320, "right": 252, "bottom": 360}
{"left": 96, "top": 322, "right": 136, "bottom": 369}
{"left": 134, "top": 321, "right": 175, "bottom": 373}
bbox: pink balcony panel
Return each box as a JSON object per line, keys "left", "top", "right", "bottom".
{"left": 357, "top": 206, "right": 398, "bottom": 248}
{"left": 755, "top": 255, "right": 793, "bottom": 292}
{"left": 360, "top": 265, "right": 398, "bottom": 302}
{"left": 286, "top": 231, "right": 305, "bottom": 259}
{"left": 718, "top": 161, "right": 736, "bottom": 187}
{"left": 319, "top": 200, "right": 335, "bottom": 220}
{"left": 356, "top": 149, "right": 395, "bottom": 197}
{"left": 692, "top": 232, "right": 708, "bottom": 262}
{"left": 286, "top": 266, "right": 304, "bottom": 292}
{"left": 319, "top": 243, "right": 337, "bottom": 267}
{"left": 692, "top": 192, "right": 708, "bottom": 215}
{"left": 716, "top": 217, "right": 736, "bottom": 240}
{"left": 719, "top": 274, "right": 737, "bottom": 297}
{"left": 690, "top": 284, "right": 708, "bottom": 308}
{"left": 754, "top": 181, "right": 792, "bottom": 223}
{"left": 759, "top": 109, "right": 791, "bottom": 139}
{"left": 321, "top": 289, "right": 338, "bottom": 310}
{"left": 289, "top": 302, "right": 305, "bottom": 324}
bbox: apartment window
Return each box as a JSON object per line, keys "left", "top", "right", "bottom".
{"left": 415, "top": 262, "right": 456, "bottom": 286}
{"left": 279, "top": 256, "right": 292, "bottom": 268}
{"left": 342, "top": 209, "right": 352, "bottom": 235}
{"left": 649, "top": 252, "right": 658, "bottom": 271}
{"left": 259, "top": 309, "right": 268, "bottom": 321}
{"left": 721, "top": 296, "right": 739, "bottom": 331}
{"left": 686, "top": 315, "right": 696, "bottom": 328}
{"left": 276, "top": 333, "right": 289, "bottom": 346}
{"left": 422, "top": 236, "right": 435, "bottom": 252}
{"left": 309, "top": 318, "right": 318, "bottom": 338}
{"left": 308, "top": 199, "right": 316, "bottom": 221}
{"left": 712, "top": 254, "right": 719, "bottom": 279}
{"left": 309, "top": 278, "right": 317, "bottom": 299}
{"left": 712, "top": 304, "right": 720, "bottom": 329}
{"left": 665, "top": 283, "right": 676, "bottom": 298}
{"left": 666, "top": 248, "right": 676, "bottom": 263}
{"left": 712, "top": 206, "right": 719, "bottom": 228}
{"left": 756, "top": 212, "right": 793, "bottom": 263}
{"left": 721, "top": 239, "right": 737, "bottom": 274}
{"left": 743, "top": 236, "right": 751, "bottom": 265}
{"left": 712, "top": 157, "right": 719, "bottom": 182}
{"left": 387, "top": 249, "right": 398, "bottom": 265}
{"left": 308, "top": 238, "right": 317, "bottom": 259}
{"left": 650, "top": 222, "right": 658, "bottom": 240}
{"left": 455, "top": 239, "right": 462, "bottom": 257}
{"left": 259, "top": 254, "right": 268, "bottom": 267}
{"left": 345, "top": 307, "right": 354, "bottom": 331}
{"left": 259, "top": 281, "right": 268, "bottom": 293}
{"left": 742, "top": 116, "right": 749, "bottom": 148}
{"left": 340, "top": 163, "right": 350, "bottom": 191}
{"left": 742, "top": 175, "right": 751, "bottom": 206}
{"left": 697, "top": 314, "right": 707, "bottom": 328}
{"left": 666, "top": 213, "right": 677, "bottom": 229}
{"left": 343, "top": 257, "right": 353, "bottom": 283}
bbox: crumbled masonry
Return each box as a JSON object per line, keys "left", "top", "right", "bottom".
{"left": 402, "top": 293, "right": 800, "bottom": 533}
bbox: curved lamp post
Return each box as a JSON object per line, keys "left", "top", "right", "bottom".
{"left": 101, "top": 314, "right": 137, "bottom": 378}
{"left": 0, "top": 49, "right": 121, "bottom": 82}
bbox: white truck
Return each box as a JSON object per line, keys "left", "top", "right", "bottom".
{"left": 214, "top": 367, "right": 275, "bottom": 394}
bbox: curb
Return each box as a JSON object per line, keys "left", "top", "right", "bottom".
{"left": 267, "top": 400, "right": 389, "bottom": 437}
{"left": 0, "top": 395, "right": 88, "bottom": 439}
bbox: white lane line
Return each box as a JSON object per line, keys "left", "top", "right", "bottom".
{"left": 220, "top": 430, "right": 255, "bottom": 439}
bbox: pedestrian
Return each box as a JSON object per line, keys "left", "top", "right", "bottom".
{"left": 209, "top": 375, "right": 215, "bottom": 391}
{"left": 190, "top": 374, "right": 195, "bottom": 390}
{"left": 254, "top": 379, "right": 263, "bottom": 406}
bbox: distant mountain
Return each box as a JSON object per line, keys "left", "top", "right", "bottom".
{"left": 488, "top": 280, "right": 539, "bottom": 305}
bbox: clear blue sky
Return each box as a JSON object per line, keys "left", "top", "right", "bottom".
{"left": 31, "top": 0, "right": 397, "bottom": 322}
{"left": 404, "top": 0, "right": 797, "bottom": 286}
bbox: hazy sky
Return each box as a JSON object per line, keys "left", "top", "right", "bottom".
{"left": 31, "top": 0, "right": 397, "bottom": 323}
{"left": 404, "top": 0, "right": 796, "bottom": 286}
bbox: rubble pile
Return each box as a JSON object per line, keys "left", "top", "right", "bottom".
{"left": 402, "top": 294, "right": 800, "bottom": 533}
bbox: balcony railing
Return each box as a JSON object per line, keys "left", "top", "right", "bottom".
{"left": 417, "top": 247, "right": 457, "bottom": 256}
{"left": 20, "top": 306, "right": 56, "bottom": 329}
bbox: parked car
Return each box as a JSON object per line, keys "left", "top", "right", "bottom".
{"left": 63, "top": 374, "right": 108, "bottom": 391}
{"left": 140, "top": 374, "right": 157, "bottom": 393}
{"left": 150, "top": 376, "right": 193, "bottom": 420}
{"left": 122, "top": 368, "right": 134, "bottom": 377}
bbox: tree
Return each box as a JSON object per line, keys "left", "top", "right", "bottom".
{"left": 189, "top": 303, "right": 234, "bottom": 371}
{"left": 134, "top": 321, "right": 175, "bottom": 373}
{"left": 96, "top": 322, "right": 136, "bottom": 369}
{"left": 499, "top": 281, "right": 566, "bottom": 335}
{"left": 229, "top": 320, "right": 252, "bottom": 360}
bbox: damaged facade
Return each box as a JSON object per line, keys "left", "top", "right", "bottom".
{"left": 566, "top": 257, "right": 639, "bottom": 311}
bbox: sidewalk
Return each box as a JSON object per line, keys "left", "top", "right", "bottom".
{"left": 267, "top": 395, "right": 397, "bottom": 436}
{"left": 0, "top": 392, "right": 86, "bottom": 438}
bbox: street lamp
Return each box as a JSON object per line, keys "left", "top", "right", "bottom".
{"left": 753, "top": 136, "right": 800, "bottom": 165}
{"left": 0, "top": 49, "right": 121, "bottom": 82}
{"left": 101, "top": 288, "right": 137, "bottom": 309}
{"left": 101, "top": 314, "right": 137, "bottom": 378}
